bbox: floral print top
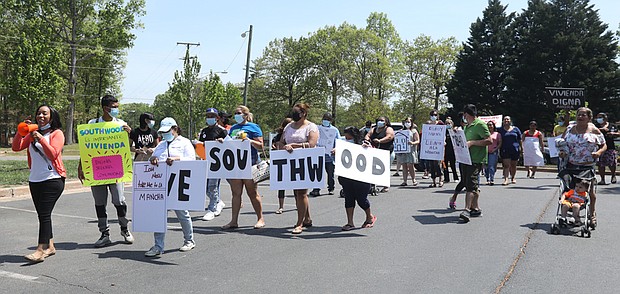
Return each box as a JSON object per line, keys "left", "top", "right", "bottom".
{"left": 565, "top": 131, "right": 605, "bottom": 165}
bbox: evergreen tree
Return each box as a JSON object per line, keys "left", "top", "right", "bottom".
{"left": 447, "top": 0, "right": 514, "bottom": 117}
{"left": 506, "top": 0, "right": 619, "bottom": 129}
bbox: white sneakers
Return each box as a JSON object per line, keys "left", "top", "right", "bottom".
{"left": 121, "top": 230, "right": 134, "bottom": 244}
{"left": 202, "top": 211, "right": 215, "bottom": 221}
{"left": 179, "top": 241, "right": 195, "bottom": 252}
{"left": 203, "top": 201, "right": 226, "bottom": 221}
{"left": 215, "top": 201, "right": 225, "bottom": 216}
{"left": 145, "top": 246, "right": 162, "bottom": 257}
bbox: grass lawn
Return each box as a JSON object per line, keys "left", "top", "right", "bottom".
{"left": 0, "top": 144, "right": 81, "bottom": 157}
{"left": 0, "top": 160, "right": 79, "bottom": 187}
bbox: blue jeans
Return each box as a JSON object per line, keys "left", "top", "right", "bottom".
{"left": 486, "top": 152, "right": 499, "bottom": 182}
{"left": 153, "top": 210, "right": 193, "bottom": 250}
{"left": 206, "top": 178, "right": 221, "bottom": 212}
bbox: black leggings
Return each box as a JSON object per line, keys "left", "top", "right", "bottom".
{"left": 29, "top": 178, "right": 65, "bottom": 244}
{"left": 338, "top": 177, "right": 371, "bottom": 209}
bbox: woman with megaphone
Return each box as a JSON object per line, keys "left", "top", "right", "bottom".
{"left": 12, "top": 104, "right": 66, "bottom": 263}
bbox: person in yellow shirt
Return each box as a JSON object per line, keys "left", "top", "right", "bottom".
{"left": 553, "top": 113, "right": 570, "bottom": 136}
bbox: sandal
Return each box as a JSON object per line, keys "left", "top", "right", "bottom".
{"left": 292, "top": 226, "right": 303, "bottom": 234}
{"left": 302, "top": 221, "right": 313, "bottom": 228}
{"left": 221, "top": 223, "right": 239, "bottom": 230}
{"left": 412, "top": 181, "right": 419, "bottom": 186}
{"left": 449, "top": 202, "right": 456, "bottom": 210}
{"left": 438, "top": 181, "right": 444, "bottom": 188}
{"left": 362, "top": 215, "right": 377, "bottom": 228}
{"left": 611, "top": 177, "right": 617, "bottom": 184}
{"left": 275, "top": 208, "right": 283, "bottom": 214}
{"left": 24, "top": 253, "right": 45, "bottom": 263}
{"left": 341, "top": 224, "right": 355, "bottom": 231}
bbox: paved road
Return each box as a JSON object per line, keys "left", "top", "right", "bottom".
{"left": 1, "top": 172, "right": 619, "bottom": 293}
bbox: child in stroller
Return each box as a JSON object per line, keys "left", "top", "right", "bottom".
{"left": 559, "top": 180, "right": 589, "bottom": 227}
{"left": 551, "top": 167, "right": 596, "bottom": 237}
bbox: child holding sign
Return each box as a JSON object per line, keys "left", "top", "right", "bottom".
{"left": 145, "top": 117, "right": 196, "bottom": 257}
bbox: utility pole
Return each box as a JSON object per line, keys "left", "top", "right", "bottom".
{"left": 242, "top": 25, "right": 253, "bottom": 106}
{"left": 177, "top": 42, "right": 200, "bottom": 137}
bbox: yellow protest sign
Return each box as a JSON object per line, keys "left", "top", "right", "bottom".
{"left": 77, "top": 122, "right": 133, "bottom": 186}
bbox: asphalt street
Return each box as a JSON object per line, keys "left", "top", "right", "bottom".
{"left": 1, "top": 172, "right": 619, "bottom": 294}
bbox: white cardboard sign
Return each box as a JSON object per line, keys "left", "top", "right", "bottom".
{"left": 334, "top": 140, "right": 391, "bottom": 187}
{"left": 269, "top": 148, "right": 326, "bottom": 190}
{"left": 132, "top": 162, "right": 168, "bottom": 233}
{"left": 393, "top": 130, "right": 411, "bottom": 154}
{"left": 420, "top": 124, "right": 446, "bottom": 160}
{"left": 317, "top": 126, "right": 339, "bottom": 151}
{"left": 166, "top": 161, "right": 208, "bottom": 211}
{"left": 547, "top": 136, "right": 559, "bottom": 158}
{"left": 479, "top": 115, "right": 503, "bottom": 128}
{"left": 204, "top": 140, "right": 252, "bottom": 179}
{"left": 448, "top": 129, "right": 472, "bottom": 165}
{"left": 523, "top": 137, "right": 545, "bottom": 166}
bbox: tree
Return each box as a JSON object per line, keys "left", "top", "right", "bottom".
{"left": 505, "top": 0, "right": 619, "bottom": 129}
{"left": 35, "top": 0, "right": 145, "bottom": 144}
{"left": 447, "top": 0, "right": 514, "bottom": 117}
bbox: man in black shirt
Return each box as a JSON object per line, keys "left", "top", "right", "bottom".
{"left": 198, "top": 108, "right": 229, "bottom": 220}
{"left": 129, "top": 112, "right": 159, "bottom": 161}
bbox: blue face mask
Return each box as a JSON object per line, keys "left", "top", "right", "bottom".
{"left": 147, "top": 120, "right": 155, "bottom": 128}
{"left": 162, "top": 132, "right": 174, "bottom": 142}
{"left": 376, "top": 121, "right": 385, "bottom": 128}
{"left": 346, "top": 139, "right": 355, "bottom": 143}
{"left": 108, "top": 107, "right": 119, "bottom": 118}
{"left": 322, "top": 120, "right": 331, "bottom": 127}
{"left": 234, "top": 114, "right": 244, "bottom": 124}
{"left": 558, "top": 121, "right": 564, "bottom": 127}
{"left": 430, "top": 115, "right": 437, "bottom": 121}
{"left": 39, "top": 123, "right": 51, "bottom": 131}
{"left": 596, "top": 118, "right": 604, "bottom": 124}
{"left": 206, "top": 118, "right": 217, "bottom": 126}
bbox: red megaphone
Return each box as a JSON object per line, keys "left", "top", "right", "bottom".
{"left": 18, "top": 122, "right": 38, "bottom": 137}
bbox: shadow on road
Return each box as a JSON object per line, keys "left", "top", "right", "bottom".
{"left": 504, "top": 184, "right": 557, "bottom": 191}
{"left": 30, "top": 242, "right": 99, "bottom": 251}
{"left": 204, "top": 226, "right": 367, "bottom": 240}
{"left": 94, "top": 250, "right": 178, "bottom": 265}
{"left": 520, "top": 223, "right": 585, "bottom": 238}
{"left": 412, "top": 209, "right": 463, "bottom": 225}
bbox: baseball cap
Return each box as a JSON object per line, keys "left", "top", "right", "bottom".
{"left": 158, "top": 117, "right": 177, "bottom": 133}
{"left": 206, "top": 108, "right": 219, "bottom": 115}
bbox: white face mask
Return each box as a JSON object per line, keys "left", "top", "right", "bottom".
{"left": 430, "top": 115, "right": 437, "bottom": 121}
{"left": 147, "top": 120, "right": 155, "bottom": 128}
{"left": 404, "top": 122, "right": 411, "bottom": 128}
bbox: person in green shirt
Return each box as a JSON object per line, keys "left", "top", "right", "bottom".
{"left": 459, "top": 104, "right": 492, "bottom": 223}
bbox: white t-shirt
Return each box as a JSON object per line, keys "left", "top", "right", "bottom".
{"left": 29, "top": 132, "right": 61, "bottom": 182}
{"left": 88, "top": 116, "right": 126, "bottom": 125}
{"left": 152, "top": 135, "right": 196, "bottom": 161}
{"left": 283, "top": 122, "right": 318, "bottom": 144}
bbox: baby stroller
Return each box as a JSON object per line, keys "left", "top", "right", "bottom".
{"left": 550, "top": 167, "right": 596, "bottom": 238}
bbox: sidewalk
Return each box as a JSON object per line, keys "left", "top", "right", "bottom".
{"left": 0, "top": 180, "right": 131, "bottom": 201}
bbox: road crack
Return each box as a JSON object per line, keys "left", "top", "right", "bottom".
{"left": 494, "top": 187, "right": 558, "bottom": 294}
{"left": 41, "top": 274, "right": 105, "bottom": 294}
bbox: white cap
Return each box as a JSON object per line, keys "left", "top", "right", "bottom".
{"left": 158, "top": 117, "right": 177, "bottom": 133}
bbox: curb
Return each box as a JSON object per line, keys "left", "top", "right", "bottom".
{"left": 0, "top": 181, "right": 132, "bottom": 201}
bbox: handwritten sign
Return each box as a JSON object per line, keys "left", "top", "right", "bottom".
{"left": 132, "top": 162, "right": 167, "bottom": 233}
{"left": 334, "top": 140, "right": 390, "bottom": 186}
{"left": 77, "top": 122, "right": 133, "bottom": 186}
{"left": 204, "top": 140, "right": 252, "bottom": 179}
{"left": 318, "top": 127, "right": 339, "bottom": 152}
{"left": 523, "top": 137, "right": 544, "bottom": 166}
{"left": 420, "top": 124, "right": 446, "bottom": 160}
{"left": 393, "top": 130, "right": 411, "bottom": 154}
{"left": 448, "top": 129, "right": 472, "bottom": 165}
{"left": 166, "top": 161, "right": 208, "bottom": 211}
{"left": 547, "top": 136, "right": 560, "bottom": 158}
{"left": 479, "top": 115, "right": 503, "bottom": 128}
{"left": 269, "top": 148, "right": 326, "bottom": 190}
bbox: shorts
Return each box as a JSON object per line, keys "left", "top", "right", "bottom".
{"left": 597, "top": 149, "right": 617, "bottom": 167}
{"left": 561, "top": 200, "right": 584, "bottom": 208}
{"left": 462, "top": 163, "right": 482, "bottom": 193}
{"left": 500, "top": 149, "right": 520, "bottom": 161}
{"left": 396, "top": 152, "right": 417, "bottom": 164}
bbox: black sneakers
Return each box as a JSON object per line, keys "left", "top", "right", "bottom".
{"left": 459, "top": 211, "right": 470, "bottom": 223}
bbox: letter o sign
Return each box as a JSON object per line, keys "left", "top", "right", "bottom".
{"left": 341, "top": 150, "right": 352, "bottom": 168}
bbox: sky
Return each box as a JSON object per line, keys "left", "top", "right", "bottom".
{"left": 120, "top": 0, "right": 620, "bottom": 105}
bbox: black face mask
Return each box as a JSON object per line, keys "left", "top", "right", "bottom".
{"left": 291, "top": 111, "right": 302, "bottom": 122}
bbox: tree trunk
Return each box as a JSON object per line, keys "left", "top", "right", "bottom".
{"left": 65, "top": 0, "right": 77, "bottom": 145}
{"left": 330, "top": 79, "right": 337, "bottom": 124}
